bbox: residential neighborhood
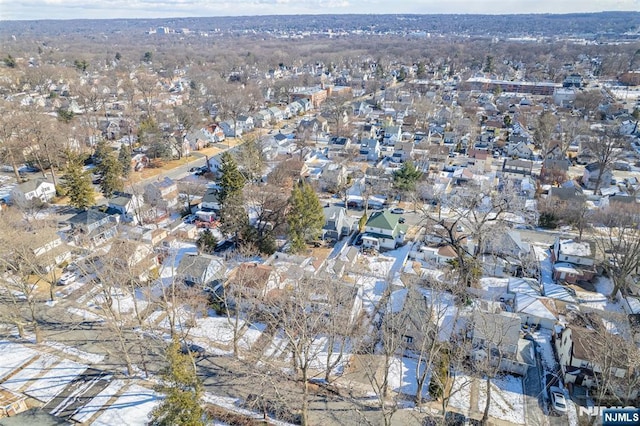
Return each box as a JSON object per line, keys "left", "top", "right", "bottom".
{"left": 1, "top": 10, "right": 640, "bottom": 426}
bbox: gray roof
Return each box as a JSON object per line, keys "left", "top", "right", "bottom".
{"left": 176, "top": 253, "right": 225, "bottom": 284}
{"left": 108, "top": 191, "right": 134, "bottom": 207}
{"left": 15, "top": 178, "right": 53, "bottom": 193}
{"left": 202, "top": 189, "right": 220, "bottom": 204}
{"left": 67, "top": 208, "right": 113, "bottom": 227}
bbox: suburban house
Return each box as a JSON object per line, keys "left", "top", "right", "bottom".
{"left": 219, "top": 120, "right": 242, "bottom": 137}
{"left": 201, "top": 188, "right": 221, "bottom": 212}
{"left": 555, "top": 324, "right": 639, "bottom": 401}
{"left": 32, "top": 231, "right": 72, "bottom": 273}
{"left": 471, "top": 310, "right": 533, "bottom": 376}
{"left": 322, "top": 206, "right": 354, "bottom": 241}
{"left": 184, "top": 129, "right": 210, "bottom": 151}
{"left": 237, "top": 115, "right": 255, "bottom": 132}
{"left": 550, "top": 238, "right": 597, "bottom": 283}
{"left": 205, "top": 123, "right": 226, "bottom": 143}
{"left": 359, "top": 138, "right": 381, "bottom": 162}
{"left": 176, "top": 253, "right": 226, "bottom": 290}
{"left": 502, "top": 159, "right": 533, "bottom": 180}
{"left": 506, "top": 141, "right": 534, "bottom": 159}
{"left": 225, "top": 262, "right": 279, "bottom": 300}
{"left": 268, "top": 106, "right": 284, "bottom": 123}
{"left": 582, "top": 162, "right": 613, "bottom": 191}
{"left": 66, "top": 207, "right": 120, "bottom": 248}
{"left": 361, "top": 210, "right": 408, "bottom": 251}
{"left": 144, "top": 177, "right": 179, "bottom": 210}
{"left": 390, "top": 287, "right": 459, "bottom": 351}
{"left": 320, "top": 163, "right": 348, "bottom": 192}
{"left": 107, "top": 191, "right": 143, "bottom": 224}
{"left": 11, "top": 178, "right": 56, "bottom": 207}
{"left": 106, "top": 239, "right": 158, "bottom": 282}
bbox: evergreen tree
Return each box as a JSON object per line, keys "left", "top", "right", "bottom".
{"left": 393, "top": 161, "right": 422, "bottom": 193}
{"left": 93, "top": 139, "right": 111, "bottom": 167}
{"left": 63, "top": 156, "right": 95, "bottom": 209}
{"left": 118, "top": 144, "right": 132, "bottom": 178}
{"left": 219, "top": 193, "right": 249, "bottom": 246}
{"left": 218, "top": 152, "right": 245, "bottom": 204}
{"left": 98, "top": 153, "right": 123, "bottom": 198}
{"left": 149, "top": 339, "right": 206, "bottom": 426}
{"left": 196, "top": 229, "right": 218, "bottom": 254}
{"left": 286, "top": 181, "right": 324, "bottom": 254}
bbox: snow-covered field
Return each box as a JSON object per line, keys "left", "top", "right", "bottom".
{"left": 91, "top": 384, "right": 161, "bottom": 426}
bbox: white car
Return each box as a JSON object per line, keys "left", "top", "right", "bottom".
{"left": 390, "top": 207, "right": 405, "bottom": 214}
{"left": 549, "top": 386, "right": 567, "bottom": 414}
{"left": 57, "top": 272, "right": 77, "bottom": 286}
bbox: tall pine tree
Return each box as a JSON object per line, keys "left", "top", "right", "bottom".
{"left": 149, "top": 339, "right": 206, "bottom": 426}
{"left": 63, "top": 156, "right": 95, "bottom": 209}
{"left": 117, "top": 144, "right": 132, "bottom": 178}
{"left": 218, "top": 152, "right": 245, "bottom": 204}
{"left": 286, "top": 181, "right": 325, "bottom": 254}
{"left": 98, "top": 153, "right": 124, "bottom": 198}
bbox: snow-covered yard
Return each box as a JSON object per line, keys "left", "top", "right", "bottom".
{"left": 574, "top": 276, "right": 626, "bottom": 313}
{"left": 91, "top": 384, "right": 161, "bottom": 426}
{"left": 72, "top": 379, "right": 126, "bottom": 423}
{"left": 187, "top": 315, "right": 266, "bottom": 355}
{"left": 0, "top": 342, "right": 38, "bottom": 380}
{"left": 387, "top": 356, "right": 430, "bottom": 400}
{"left": 477, "top": 375, "right": 525, "bottom": 425}
{"left": 23, "top": 359, "right": 88, "bottom": 403}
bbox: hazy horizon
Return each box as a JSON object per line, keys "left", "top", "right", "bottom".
{"left": 1, "top": 0, "right": 639, "bottom": 21}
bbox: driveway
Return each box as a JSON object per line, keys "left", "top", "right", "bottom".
{"left": 523, "top": 340, "right": 549, "bottom": 426}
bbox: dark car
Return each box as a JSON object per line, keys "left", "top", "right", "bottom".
{"left": 180, "top": 343, "right": 206, "bottom": 358}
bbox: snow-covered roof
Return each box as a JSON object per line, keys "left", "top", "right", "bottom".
{"left": 559, "top": 240, "right": 592, "bottom": 257}
{"left": 515, "top": 294, "right": 557, "bottom": 321}
{"left": 543, "top": 282, "right": 577, "bottom": 303}
{"left": 553, "top": 262, "right": 581, "bottom": 275}
{"left": 508, "top": 277, "right": 541, "bottom": 297}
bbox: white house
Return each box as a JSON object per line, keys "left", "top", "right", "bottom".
{"left": 11, "top": 178, "right": 56, "bottom": 207}
{"left": 107, "top": 191, "right": 143, "bottom": 224}
{"left": 361, "top": 210, "right": 407, "bottom": 250}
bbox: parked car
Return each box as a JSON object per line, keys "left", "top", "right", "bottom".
{"left": 549, "top": 386, "right": 567, "bottom": 414}
{"left": 180, "top": 343, "right": 206, "bottom": 358}
{"left": 57, "top": 271, "right": 77, "bottom": 286}
{"left": 390, "top": 207, "right": 405, "bottom": 214}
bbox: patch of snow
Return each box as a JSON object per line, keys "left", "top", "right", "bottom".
{"left": 67, "top": 307, "right": 105, "bottom": 322}
{"left": 71, "top": 380, "right": 124, "bottom": 423}
{"left": 1, "top": 353, "right": 61, "bottom": 393}
{"left": 23, "top": 359, "right": 88, "bottom": 403}
{"left": 202, "top": 393, "right": 297, "bottom": 426}
{"left": 44, "top": 341, "right": 105, "bottom": 364}
{"left": 91, "top": 384, "right": 161, "bottom": 426}
{"left": 0, "top": 342, "right": 38, "bottom": 381}
{"left": 446, "top": 372, "right": 473, "bottom": 415}
{"left": 477, "top": 375, "right": 525, "bottom": 425}
{"left": 387, "top": 356, "right": 430, "bottom": 400}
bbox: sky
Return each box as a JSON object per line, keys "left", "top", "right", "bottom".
{"left": 1, "top": 0, "right": 639, "bottom": 21}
